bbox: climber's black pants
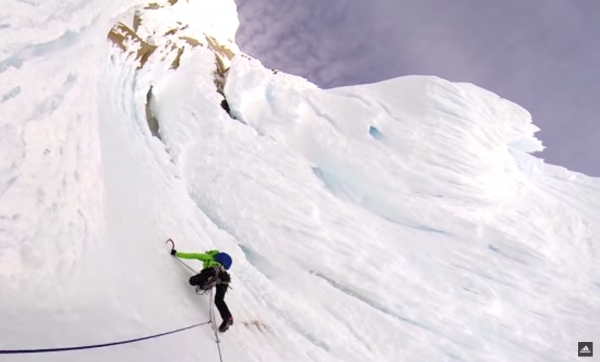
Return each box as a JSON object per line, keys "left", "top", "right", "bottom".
{"left": 189, "top": 268, "right": 232, "bottom": 321}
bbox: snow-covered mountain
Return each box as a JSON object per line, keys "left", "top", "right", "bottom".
{"left": 1, "top": 1, "right": 598, "bottom": 362}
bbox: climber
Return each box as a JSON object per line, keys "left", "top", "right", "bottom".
{"left": 171, "top": 248, "right": 234, "bottom": 333}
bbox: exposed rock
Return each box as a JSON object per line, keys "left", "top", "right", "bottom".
{"left": 107, "top": 22, "right": 157, "bottom": 69}
{"left": 107, "top": 1, "right": 248, "bottom": 136}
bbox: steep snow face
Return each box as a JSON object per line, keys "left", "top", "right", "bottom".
{"left": 0, "top": 0, "right": 123, "bottom": 294}
{"left": 1, "top": 1, "right": 247, "bottom": 361}
{"left": 2, "top": 1, "right": 600, "bottom": 362}
{"left": 151, "top": 53, "right": 600, "bottom": 362}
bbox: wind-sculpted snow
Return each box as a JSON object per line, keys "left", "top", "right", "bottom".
{"left": 1, "top": 1, "right": 245, "bottom": 362}
{"left": 154, "top": 55, "right": 598, "bottom": 361}
{"left": 0, "top": 0, "right": 116, "bottom": 294}
{"left": 1, "top": 1, "right": 599, "bottom": 362}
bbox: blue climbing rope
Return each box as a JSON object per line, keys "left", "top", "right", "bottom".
{"left": 0, "top": 240, "right": 221, "bottom": 356}
{"left": 0, "top": 321, "right": 210, "bottom": 354}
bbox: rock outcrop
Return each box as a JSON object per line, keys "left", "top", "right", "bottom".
{"left": 106, "top": 0, "right": 248, "bottom": 138}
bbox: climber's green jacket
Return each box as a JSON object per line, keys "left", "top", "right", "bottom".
{"left": 174, "top": 249, "right": 221, "bottom": 269}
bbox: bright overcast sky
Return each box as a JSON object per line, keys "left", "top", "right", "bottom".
{"left": 234, "top": 0, "right": 600, "bottom": 177}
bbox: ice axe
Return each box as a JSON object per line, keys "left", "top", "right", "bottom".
{"left": 166, "top": 238, "right": 197, "bottom": 274}
{"left": 165, "top": 238, "right": 176, "bottom": 253}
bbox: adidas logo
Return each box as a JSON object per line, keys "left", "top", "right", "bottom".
{"left": 579, "top": 342, "right": 593, "bottom": 357}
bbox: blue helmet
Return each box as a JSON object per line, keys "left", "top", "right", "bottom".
{"left": 214, "top": 252, "right": 232, "bottom": 270}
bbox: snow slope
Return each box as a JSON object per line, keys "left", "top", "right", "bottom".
{"left": 1, "top": 1, "right": 599, "bottom": 362}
